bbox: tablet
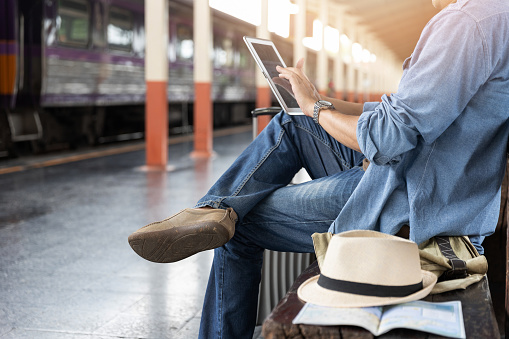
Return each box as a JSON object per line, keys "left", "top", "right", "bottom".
{"left": 243, "top": 36, "right": 303, "bottom": 115}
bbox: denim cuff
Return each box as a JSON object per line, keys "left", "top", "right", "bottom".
{"left": 356, "top": 112, "right": 372, "bottom": 159}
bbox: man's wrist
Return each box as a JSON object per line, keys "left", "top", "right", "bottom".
{"left": 313, "top": 100, "right": 335, "bottom": 124}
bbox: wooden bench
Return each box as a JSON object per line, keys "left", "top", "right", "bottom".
{"left": 262, "top": 161, "right": 509, "bottom": 339}
{"left": 262, "top": 261, "right": 498, "bottom": 338}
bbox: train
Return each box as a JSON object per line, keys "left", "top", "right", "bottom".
{"left": 0, "top": 0, "right": 316, "bottom": 157}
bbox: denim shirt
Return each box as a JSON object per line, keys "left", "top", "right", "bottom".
{"left": 329, "top": 0, "right": 509, "bottom": 253}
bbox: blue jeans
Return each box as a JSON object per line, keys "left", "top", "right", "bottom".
{"left": 196, "top": 112, "right": 365, "bottom": 339}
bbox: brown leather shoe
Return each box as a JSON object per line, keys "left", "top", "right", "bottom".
{"left": 128, "top": 207, "right": 238, "bottom": 263}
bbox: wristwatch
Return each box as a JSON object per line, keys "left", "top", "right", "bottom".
{"left": 313, "top": 100, "right": 335, "bottom": 124}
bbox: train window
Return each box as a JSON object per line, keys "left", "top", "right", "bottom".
{"left": 57, "top": 0, "right": 90, "bottom": 47}
{"left": 214, "top": 38, "right": 233, "bottom": 68}
{"left": 176, "top": 24, "right": 193, "bottom": 61}
{"left": 108, "top": 6, "right": 134, "bottom": 51}
{"left": 238, "top": 45, "right": 253, "bottom": 69}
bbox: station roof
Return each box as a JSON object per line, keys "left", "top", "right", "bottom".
{"left": 311, "top": 0, "right": 440, "bottom": 62}
{"left": 185, "top": 0, "right": 441, "bottom": 63}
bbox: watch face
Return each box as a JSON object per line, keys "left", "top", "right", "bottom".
{"left": 318, "top": 100, "right": 332, "bottom": 106}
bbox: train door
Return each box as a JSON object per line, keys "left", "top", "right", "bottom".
{"left": 0, "top": 0, "right": 43, "bottom": 157}
{"left": 0, "top": 0, "right": 18, "bottom": 155}
{"left": 0, "top": 0, "right": 18, "bottom": 109}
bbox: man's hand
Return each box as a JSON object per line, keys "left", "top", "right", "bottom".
{"left": 277, "top": 58, "right": 361, "bottom": 151}
{"left": 276, "top": 58, "right": 321, "bottom": 118}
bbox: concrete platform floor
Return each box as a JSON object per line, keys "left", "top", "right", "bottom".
{"left": 0, "top": 127, "right": 263, "bottom": 338}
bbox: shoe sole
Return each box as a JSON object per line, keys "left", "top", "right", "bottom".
{"left": 128, "top": 221, "right": 230, "bottom": 263}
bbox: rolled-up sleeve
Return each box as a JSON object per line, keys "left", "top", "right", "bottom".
{"left": 356, "top": 8, "right": 488, "bottom": 166}
{"left": 358, "top": 98, "right": 420, "bottom": 165}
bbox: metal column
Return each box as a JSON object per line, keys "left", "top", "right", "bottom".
{"left": 334, "top": 11, "right": 345, "bottom": 100}
{"left": 293, "top": 0, "right": 306, "bottom": 65}
{"left": 145, "top": 0, "right": 169, "bottom": 169}
{"left": 255, "top": 0, "right": 272, "bottom": 135}
{"left": 192, "top": 0, "right": 213, "bottom": 157}
{"left": 317, "top": 0, "right": 328, "bottom": 97}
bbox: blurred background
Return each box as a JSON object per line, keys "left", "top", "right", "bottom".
{"left": 0, "top": 0, "right": 444, "bottom": 338}
{"left": 0, "top": 0, "right": 439, "bottom": 159}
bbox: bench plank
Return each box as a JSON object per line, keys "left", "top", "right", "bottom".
{"left": 429, "top": 277, "right": 499, "bottom": 339}
{"left": 262, "top": 261, "right": 499, "bottom": 339}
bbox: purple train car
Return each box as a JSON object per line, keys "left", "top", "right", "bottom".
{"left": 1, "top": 0, "right": 298, "bottom": 156}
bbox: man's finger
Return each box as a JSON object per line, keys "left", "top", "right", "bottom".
{"left": 276, "top": 65, "right": 295, "bottom": 74}
{"left": 277, "top": 65, "right": 303, "bottom": 80}
{"left": 296, "top": 58, "right": 305, "bottom": 70}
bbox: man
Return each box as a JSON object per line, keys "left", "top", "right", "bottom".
{"left": 128, "top": 0, "right": 509, "bottom": 337}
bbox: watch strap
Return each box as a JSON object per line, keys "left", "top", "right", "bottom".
{"left": 313, "top": 101, "right": 334, "bottom": 124}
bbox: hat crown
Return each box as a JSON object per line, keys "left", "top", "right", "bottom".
{"left": 321, "top": 230, "right": 422, "bottom": 287}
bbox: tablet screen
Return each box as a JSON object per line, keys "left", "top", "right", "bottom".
{"left": 250, "top": 43, "right": 300, "bottom": 109}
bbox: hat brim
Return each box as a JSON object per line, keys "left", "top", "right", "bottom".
{"left": 297, "top": 270, "right": 437, "bottom": 308}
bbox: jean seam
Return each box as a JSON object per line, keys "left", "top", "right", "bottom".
{"left": 218, "top": 126, "right": 286, "bottom": 205}
{"left": 217, "top": 249, "right": 225, "bottom": 339}
{"left": 292, "top": 122, "right": 351, "bottom": 170}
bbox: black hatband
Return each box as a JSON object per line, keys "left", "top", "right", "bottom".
{"left": 317, "top": 274, "right": 423, "bottom": 298}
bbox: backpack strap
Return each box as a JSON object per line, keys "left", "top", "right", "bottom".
{"left": 435, "top": 236, "right": 468, "bottom": 281}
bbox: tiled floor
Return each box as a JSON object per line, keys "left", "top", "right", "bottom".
{"left": 0, "top": 128, "right": 262, "bottom": 338}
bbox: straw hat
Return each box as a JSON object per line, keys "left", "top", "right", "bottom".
{"left": 298, "top": 230, "right": 437, "bottom": 307}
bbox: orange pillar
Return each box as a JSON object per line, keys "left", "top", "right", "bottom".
{"left": 193, "top": 82, "right": 213, "bottom": 157}
{"left": 145, "top": 0, "right": 168, "bottom": 170}
{"left": 333, "top": 12, "right": 345, "bottom": 102}
{"left": 294, "top": 0, "right": 306, "bottom": 67}
{"left": 255, "top": 0, "right": 272, "bottom": 134}
{"left": 192, "top": 0, "right": 213, "bottom": 158}
{"left": 357, "top": 69, "right": 365, "bottom": 104}
{"left": 316, "top": 0, "right": 329, "bottom": 98}
{"left": 357, "top": 91, "right": 364, "bottom": 104}
{"left": 146, "top": 81, "right": 168, "bottom": 167}
{"left": 345, "top": 24, "right": 356, "bottom": 104}
{"left": 256, "top": 87, "right": 272, "bottom": 135}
